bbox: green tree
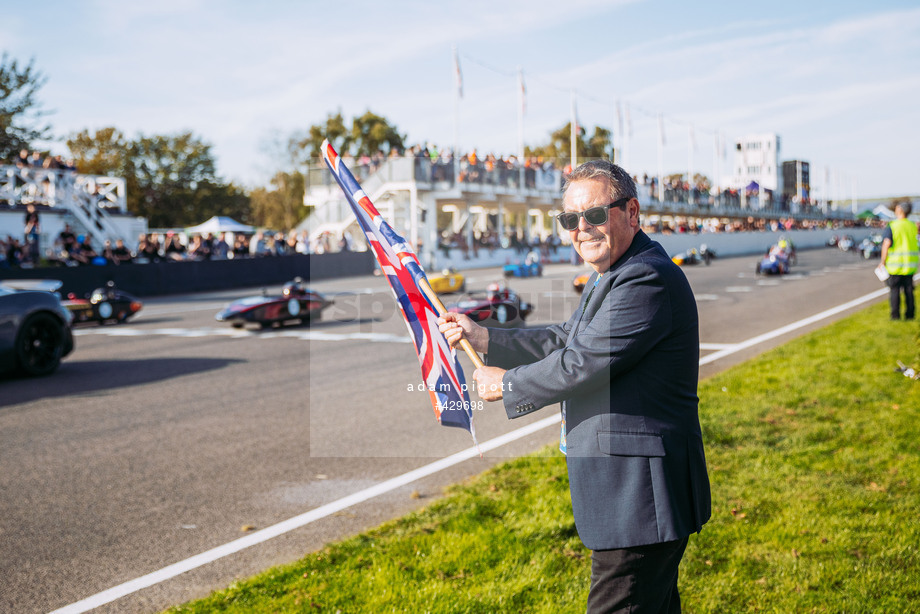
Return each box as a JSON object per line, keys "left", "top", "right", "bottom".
{"left": 250, "top": 170, "right": 305, "bottom": 230}
{"left": 586, "top": 126, "right": 613, "bottom": 159}
{"left": 527, "top": 122, "right": 611, "bottom": 166}
{"left": 66, "top": 127, "right": 252, "bottom": 227}
{"left": 66, "top": 127, "right": 129, "bottom": 176}
{"left": 0, "top": 53, "right": 51, "bottom": 161}
{"left": 126, "top": 132, "right": 221, "bottom": 227}
{"left": 291, "top": 110, "right": 405, "bottom": 165}
{"left": 188, "top": 180, "right": 252, "bottom": 225}
{"left": 350, "top": 110, "right": 405, "bottom": 157}
{"left": 291, "top": 112, "right": 350, "bottom": 165}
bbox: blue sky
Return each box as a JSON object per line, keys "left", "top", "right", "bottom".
{"left": 2, "top": 0, "right": 918, "bottom": 198}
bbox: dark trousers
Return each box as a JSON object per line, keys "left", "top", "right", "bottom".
{"left": 887, "top": 275, "right": 915, "bottom": 319}
{"left": 586, "top": 537, "right": 688, "bottom": 614}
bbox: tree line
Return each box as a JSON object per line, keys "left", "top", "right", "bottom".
{"left": 2, "top": 52, "right": 619, "bottom": 230}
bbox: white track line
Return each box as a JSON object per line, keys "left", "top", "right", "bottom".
{"left": 49, "top": 416, "right": 560, "bottom": 614}
{"left": 50, "top": 283, "right": 892, "bottom": 614}
{"left": 699, "top": 285, "right": 889, "bottom": 366}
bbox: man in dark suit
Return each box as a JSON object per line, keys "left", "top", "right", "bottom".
{"left": 438, "top": 160, "right": 710, "bottom": 613}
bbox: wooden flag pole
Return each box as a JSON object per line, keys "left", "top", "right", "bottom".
{"left": 418, "top": 278, "right": 485, "bottom": 369}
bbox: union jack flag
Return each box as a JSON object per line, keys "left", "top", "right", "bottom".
{"left": 321, "top": 140, "right": 476, "bottom": 443}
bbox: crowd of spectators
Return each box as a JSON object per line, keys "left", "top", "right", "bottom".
{"left": 5, "top": 149, "right": 78, "bottom": 173}
{"left": 640, "top": 215, "right": 871, "bottom": 236}
{"left": 42, "top": 229, "right": 325, "bottom": 267}
{"left": 406, "top": 144, "right": 565, "bottom": 191}
{"left": 0, "top": 144, "right": 882, "bottom": 271}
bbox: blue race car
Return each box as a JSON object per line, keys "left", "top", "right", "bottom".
{"left": 755, "top": 244, "right": 792, "bottom": 275}
{"left": 503, "top": 251, "right": 543, "bottom": 278}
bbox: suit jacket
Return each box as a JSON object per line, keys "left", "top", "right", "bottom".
{"left": 486, "top": 230, "right": 711, "bottom": 550}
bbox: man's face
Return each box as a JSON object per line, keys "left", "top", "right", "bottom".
{"left": 564, "top": 178, "right": 640, "bottom": 273}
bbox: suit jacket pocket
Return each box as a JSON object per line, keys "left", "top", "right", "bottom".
{"left": 597, "top": 432, "right": 665, "bottom": 457}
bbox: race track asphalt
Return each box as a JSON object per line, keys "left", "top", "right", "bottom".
{"left": 0, "top": 245, "right": 887, "bottom": 613}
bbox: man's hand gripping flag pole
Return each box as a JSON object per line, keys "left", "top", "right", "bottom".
{"left": 320, "top": 140, "right": 482, "bottom": 446}
{"left": 415, "top": 282, "right": 484, "bottom": 370}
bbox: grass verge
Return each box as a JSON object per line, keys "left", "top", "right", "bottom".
{"left": 167, "top": 300, "right": 920, "bottom": 613}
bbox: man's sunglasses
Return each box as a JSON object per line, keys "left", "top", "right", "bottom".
{"left": 556, "top": 197, "right": 630, "bottom": 231}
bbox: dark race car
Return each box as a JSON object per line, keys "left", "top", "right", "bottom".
{"left": 216, "top": 278, "right": 333, "bottom": 329}
{"left": 0, "top": 280, "right": 75, "bottom": 377}
{"left": 64, "top": 281, "right": 143, "bottom": 325}
{"left": 446, "top": 282, "right": 532, "bottom": 328}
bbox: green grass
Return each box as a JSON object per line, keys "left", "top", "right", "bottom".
{"left": 166, "top": 300, "right": 920, "bottom": 613}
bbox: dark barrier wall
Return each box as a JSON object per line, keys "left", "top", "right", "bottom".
{"left": 0, "top": 252, "right": 375, "bottom": 297}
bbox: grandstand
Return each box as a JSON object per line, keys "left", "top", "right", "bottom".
{"left": 301, "top": 152, "right": 857, "bottom": 269}
{"left": 0, "top": 164, "right": 146, "bottom": 260}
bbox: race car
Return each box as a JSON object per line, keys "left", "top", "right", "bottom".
{"left": 63, "top": 281, "right": 143, "bottom": 325}
{"left": 836, "top": 234, "right": 857, "bottom": 253}
{"left": 215, "top": 278, "right": 333, "bottom": 329}
{"left": 756, "top": 243, "right": 793, "bottom": 275}
{"left": 671, "top": 246, "right": 715, "bottom": 266}
{"left": 0, "top": 280, "right": 75, "bottom": 377}
{"left": 427, "top": 268, "right": 466, "bottom": 294}
{"left": 446, "top": 282, "right": 532, "bottom": 328}
{"left": 573, "top": 272, "right": 591, "bottom": 294}
{"left": 503, "top": 251, "right": 543, "bottom": 278}
{"left": 860, "top": 234, "right": 883, "bottom": 259}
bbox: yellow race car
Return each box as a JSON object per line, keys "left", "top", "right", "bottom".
{"left": 428, "top": 268, "right": 466, "bottom": 294}
{"left": 573, "top": 272, "right": 591, "bottom": 294}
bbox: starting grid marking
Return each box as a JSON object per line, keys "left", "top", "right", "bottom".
{"left": 73, "top": 327, "right": 412, "bottom": 344}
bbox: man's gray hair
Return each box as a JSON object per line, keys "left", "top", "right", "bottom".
{"left": 563, "top": 159, "right": 638, "bottom": 202}
{"left": 896, "top": 201, "right": 912, "bottom": 216}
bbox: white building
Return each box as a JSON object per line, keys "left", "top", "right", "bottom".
{"left": 729, "top": 133, "right": 781, "bottom": 200}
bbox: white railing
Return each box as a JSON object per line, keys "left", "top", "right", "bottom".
{"left": 1, "top": 165, "right": 126, "bottom": 211}
{"left": 0, "top": 164, "right": 128, "bottom": 242}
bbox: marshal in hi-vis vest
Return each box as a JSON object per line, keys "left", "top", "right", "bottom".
{"left": 885, "top": 218, "right": 919, "bottom": 276}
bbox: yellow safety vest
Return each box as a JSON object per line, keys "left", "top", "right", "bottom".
{"left": 886, "top": 218, "right": 919, "bottom": 275}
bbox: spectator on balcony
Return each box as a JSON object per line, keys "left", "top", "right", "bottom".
{"left": 58, "top": 223, "right": 77, "bottom": 258}
{"left": 283, "top": 230, "right": 299, "bottom": 255}
{"left": 164, "top": 232, "right": 186, "bottom": 260}
{"left": 212, "top": 232, "right": 230, "bottom": 259}
{"left": 140, "top": 232, "right": 163, "bottom": 262}
{"left": 187, "top": 234, "right": 211, "bottom": 260}
{"left": 29, "top": 151, "right": 43, "bottom": 168}
{"left": 42, "top": 155, "right": 62, "bottom": 170}
{"left": 72, "top": 234, "right": 99, "bottom": 265}
{"left": 5, "top": 236, "right": 24, "bottom": 267}
{"left": 233, "top": 233, "right": 250, "bottom": 258}
{"left": 273, "top": 232, "right": 290, "bottom": 256}
{"left": 249, "top": 230, "right": 270, "bottom": 257}
{"left": 295, "top": 230, "right": 311, "bottom": 254}
{"left": 109, "top": 238, "right": 133, "bottom": 264}
{"left": 23, "top": 204, "right": 41, "bottom": 265}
